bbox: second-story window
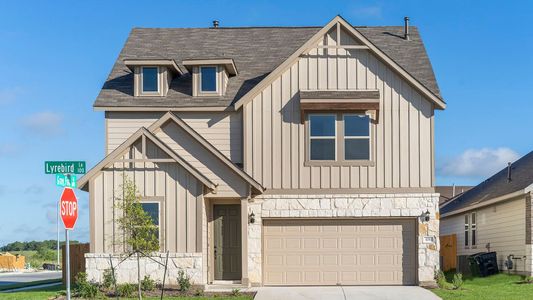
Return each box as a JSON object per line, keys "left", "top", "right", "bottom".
{"left": 344, "top": 114, "right": 370, "bottom": 160}
{"left": 309, "top": 114, "right": 336, "bottom": 160}
{"left": 141, "top": 67, "right": 159, "bottom": 93}
{"left": 200, "top": 66, "right": 217, "bottom": 92}
{"left": 307, "top": 113, "right": 371, "bottom": 164}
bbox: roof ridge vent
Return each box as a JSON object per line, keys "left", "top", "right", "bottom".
{"left": 212, "top": 20, "right": 219, "bottom": 28}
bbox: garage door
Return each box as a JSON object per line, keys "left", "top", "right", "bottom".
{"left": 263, "top": 219, "right": 417, "bottom": 285}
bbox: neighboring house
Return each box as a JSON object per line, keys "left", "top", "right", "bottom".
{"left": 78, "top": 15, "right": 445, "bottom": 287}
{"left": 435, "top": 185, "right": 473, "bottom": 205}
{"left": 440, "top": 152, "right": 533, "bottom": 276}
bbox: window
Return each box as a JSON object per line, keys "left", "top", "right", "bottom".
{"left": 309, "top": 114, "right": 336, "bottom": 160}
{"left": 344, "top": 114, "right": 370, "bottom": 160}
{"left": 141, "top": 202, "right": 160, "bottom": 241}
{"left": 464, "top": 214, "right": 469, "bottom": 247}
{"left": 471, "top": 212, "right": 477, "bottom": 246}
{"left": 307, "top": 113, "right": 371, "bottom": 163}
{"left": 200, "top": 66, "right": 217, "bottom": 92}
{"left": 141, "top": 67, "right": 159, "bottom": 93}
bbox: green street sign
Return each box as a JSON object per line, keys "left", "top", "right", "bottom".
{"left": 56, "top": 174, "right": 77, "bottom": 188}
{"left": 45, "top": 161, "right": 86, "bottom": 174}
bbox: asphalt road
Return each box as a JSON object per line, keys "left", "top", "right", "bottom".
{"left": 0, "top": 271, "right": 61, "bottom": 286}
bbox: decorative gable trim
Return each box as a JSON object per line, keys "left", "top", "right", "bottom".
{"left": 233, "top": 15, "right": 446, "bottom": 110}
{"left": 77, "top": 127, "right": 217, "bottom": 192}
{"left": 148, "top": 112, "right": 265, "bottom": 195}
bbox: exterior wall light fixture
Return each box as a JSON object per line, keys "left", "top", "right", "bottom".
{"left": 249, "top": 211, "right": 255, "bottom": 224}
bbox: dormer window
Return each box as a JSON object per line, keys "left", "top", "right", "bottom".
{"left": 183, "top": 59, "right": 238, "bottom": 97}
{"left": 123, "top": 59, "right": 182, "bottom": 97}
{"left": 141, "top": 67, "right": 159, "bottom": 93}
{"left": 200, "top": 66, "right": 218, "bottom": 93}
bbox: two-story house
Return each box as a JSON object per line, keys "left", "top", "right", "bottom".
{"left": 78, "top": 16, "right": 445, "bottom": 287}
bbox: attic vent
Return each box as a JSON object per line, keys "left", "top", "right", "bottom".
{"left": 213, "top": 20, "right": 219, "bottom": 28}
{"left": 404, "top": 16, "right": 410, "bottom": 40}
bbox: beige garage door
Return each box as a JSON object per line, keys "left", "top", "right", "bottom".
{"left": 263, "top": 219, "right": 417, "bottom": 285}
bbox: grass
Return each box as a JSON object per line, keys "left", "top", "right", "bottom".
{"left": 0, "top": 285, "right": 253, "bottom": 300}
{"left": 433, "top": 273, "right": 533, "bottom": 300}
{"left": 0, "top": 284, "right": 63, "bottom": 300}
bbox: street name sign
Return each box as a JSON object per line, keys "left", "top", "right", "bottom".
{"left": 60, "top": 188, "right": 78, "bottom": 230}
{"left": 56, "top": 174, "right": 77, "bottom": 188}
{"left": 45, "top": 161, "right": 86, "bottom": 174}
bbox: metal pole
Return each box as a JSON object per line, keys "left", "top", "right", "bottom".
{"left": 65, "top": 229, "right": 71, "bottom": 300}
{"left": 57, "top": 200, "right": 60, "bottom": 269}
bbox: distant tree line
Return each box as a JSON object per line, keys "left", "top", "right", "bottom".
{"left": 1, "top": 240, "right": 80, "bottom": 252}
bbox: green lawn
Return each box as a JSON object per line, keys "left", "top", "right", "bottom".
{"left": 0, "top": 285, "right": 253, "bottom": 300}
{"left": 433, "top": 273, "right": 533, "bottom": 300}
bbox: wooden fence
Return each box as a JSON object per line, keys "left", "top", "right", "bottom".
{"left": 62, "top": 243, "right": 90, "bottom": 284}
{"left": 440, "top": 234, "right": 457, "bottom": 271}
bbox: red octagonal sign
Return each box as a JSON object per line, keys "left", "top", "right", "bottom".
{"left": 60, "top": 188, "right": 78, "bottom": 230}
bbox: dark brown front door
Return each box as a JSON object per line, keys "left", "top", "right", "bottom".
{"left": 213, "top": 204, "right": 242, "bottom": 280}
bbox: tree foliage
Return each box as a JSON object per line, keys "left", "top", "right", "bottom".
{"left": 1, "top": 240, "right": 80, "bottom": 252}
{"left": 115, "top": 179, "right": 159, "bottom": 253}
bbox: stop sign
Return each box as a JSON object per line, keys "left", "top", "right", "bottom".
{"left": 60, "top": 187, "right": 78, "bottom": 230}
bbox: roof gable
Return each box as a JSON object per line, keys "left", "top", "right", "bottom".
{"left": 149, "top": 112, "right": 265, "bottom": 195}
{"left": 78, "top": 127, "right": 217, "bottom": 191}
{"left": 234, "top": 16, "right": 445, "bottom": 109}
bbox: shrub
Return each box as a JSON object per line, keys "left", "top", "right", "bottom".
{"left": 435, "top": 270, "right": 454, "bottom": 290}
{"left": 194, "top": 288, "right": 204, "bottom": 296}
{"left": 231, "top": 288, "right": 241, "bottom": 296}
{"left": 116, "top": 283, "right": 136, "bottom": 298}
{"left": 452, "top": 273, "right": 464, "bottom": 290}
{"left": 177, "top": 270, "right": 191, "bottom": 292}
{"left": 74, "top": 272, "right": 101, "bottom": 299}
{"left": 141, "top": 275, "right": 156, "bottom": 291}
{"left": 102, "top": 269, "right": 116, "bottom": 290}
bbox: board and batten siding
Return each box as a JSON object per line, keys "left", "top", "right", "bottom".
{"left": 440, "top": 197, "right": 529, "bottom": 272}
{"left": 106, "top": 111, "right": 243, "bottom": 164}
{"left": 243, "top": 27, "right": 434, "bottom": 190}
{"left": 90, "top": 138, "right": 203, "bottom": 254}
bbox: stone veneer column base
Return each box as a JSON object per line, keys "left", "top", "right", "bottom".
{"left": 247, "top": 193, "right": 440, "bottom": 286}
{"left": 85, "top": 253, "right": 203, "bottom": 285}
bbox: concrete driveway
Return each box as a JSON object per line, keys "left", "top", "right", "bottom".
{"left": 254, "top": 286, "right": 440, "bottom": 300}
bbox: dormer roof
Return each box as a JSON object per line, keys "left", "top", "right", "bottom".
{"left": 182, "top": 58, "right": 238, "bottom": 75}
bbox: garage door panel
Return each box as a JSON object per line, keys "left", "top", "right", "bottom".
{"left": 263, "top": 219, "right": 417, "bottom": 285}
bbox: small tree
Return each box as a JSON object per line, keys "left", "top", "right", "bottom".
{"left": 115, "top": 179, "right": 159, "bottom": 300}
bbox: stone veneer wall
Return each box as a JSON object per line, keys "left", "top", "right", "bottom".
{"left": 247, "top": 193, "right": 440, "bottom": 286}
{"left": 86, "top": 253, "right": 202, "bottom": 285}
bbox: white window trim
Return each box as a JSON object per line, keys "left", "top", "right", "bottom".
{"left": 343, "top": 113, "right": 372, "bottom": 161}
{"left": 308, "top": 113, "right": 337, "bottom": 161}
{"left": 199, "top": 66, "right": 219, "bottom": 94}
{"left": 140, "top": 66, "right": 161, "bottom": 95}
{"left": 471, "top": 212, "right": 477, "bottom": 247}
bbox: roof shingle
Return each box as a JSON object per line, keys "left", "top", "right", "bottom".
{"left": 94, "top": 26, "right": 442, "bottom": 108}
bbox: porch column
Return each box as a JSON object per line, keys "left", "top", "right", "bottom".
{"left": 241, "top": 197, "right": 249, "bottom": 286}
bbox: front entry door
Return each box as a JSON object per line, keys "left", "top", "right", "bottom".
{"left": 213, "top": 204, "right": 242, "bottom": 280}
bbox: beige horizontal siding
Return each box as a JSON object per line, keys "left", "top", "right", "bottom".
{"left": 440, "top": 197, "right": 527, "bottom": 271}
{"left": 243, "top": 26, "right": 434, "bottom": 190}
{"left": 106, "top": 111, "right": 242, "bottom": 164}
{"left": 91, "top": 139, "right": 203, "bottom": 254}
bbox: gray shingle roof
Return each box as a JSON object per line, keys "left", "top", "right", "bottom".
{"left": 94, "top": 26, "right": 442, "bottom": 109}
{"left": 440, "top": 151, "right": 533, "bottom": 215}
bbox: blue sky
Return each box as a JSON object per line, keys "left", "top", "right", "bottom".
{"left": 1, "top": 0, "right": 532, "bottom": 245}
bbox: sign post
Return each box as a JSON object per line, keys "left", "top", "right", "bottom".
{"left": 60, "top": 188, "right": 78, "bottom": 300}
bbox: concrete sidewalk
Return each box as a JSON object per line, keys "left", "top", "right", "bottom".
{"left": 254, "top": 286, "right": 441, "bottom": 300}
